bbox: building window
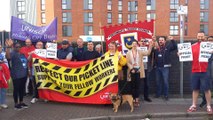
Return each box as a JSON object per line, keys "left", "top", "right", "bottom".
{"left": 41, "top": 12, "right": 46, "bottom": 24}
{"left": 146, "top": 13, "right": 155, "bottom": 21}
{"left": 200, "top": 24, "right": 208, "bottom": 35}
{"left": 170, "top": 12, "right": 178, "bottom": 22}
{"left": 128, "top": 1, "right": 138, "bottom": 12}
{"left": 107, "top": 0, "right": 112, "bottom": 10}
{"left": 62, "top": 0, "right": 71, "bottom": 10}
{"left": 185, "top": 0, "right": 188, "bottom": 5}
{"left": 17, "top": 1, "right": 25, "bottom": 12}
{"left": 62, "top": 12, "right": 72, "bottom": 23}
{"left": 84, "top": 12, "right": 93, "bottom": 23}
{"left": 41, "top": 0, "right": 45, "bottom": 11}
{"left": 118, "top": 13, "right": 122, "bottom": 24}
{"left": 84, "top": 0, "right": 93, "bottom": 10}
{"left": 170, "top": 0, "right": 179, "bottom": 9}
{"left": 17, "top": 13, "right": 26, "bottom": 19}
{"left": 107, "top": 13, "right": 112, "bottom": 24}
{"left": 170, "top": 25, "right": 179, "bottom": 35}
{"left": 84, "top": 26, "right": 93, "bottom": 35}
{"left": 146, "top": 0, "right": 156, "bottom": 10}
{"left": 118, "top": 0, "right": 122, "bottom": 11}
{"left": 200, "top": 12, "right": 208, "bottom": 22}
{"left": 200, "top": 0, "right": 209, "bottom": 9}
{"left": 128, "top": 14, "right": 137, "bottom": 23}
{"left": 62, "top": 25, "right": 72, "bottom": 36}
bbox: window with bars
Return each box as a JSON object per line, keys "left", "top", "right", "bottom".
{"left": 170, "top": 25, "right": 179, "bottom": 35}
{"left": 107, "top": 13, "right": 112, "bottom": 24}
{"left": 200, "top": 12, "right": 208, "bottom": 22}
{"left": 84, "top": 26, "right": 93, "bottom": 35}
{"left": 146, "top": 13, "right": 155, "bottom": 21}
{"left": 118, "top": 0, "right": 122, "bottom": 11}
{"left": 17, "top": 1, "right": 25, "bottom": 12}
{"left": 41, "top": 12, "right": 46, "bottom": 24}
{"left": 200, "top": 0, "right": 209, "bottom": 9}
{"left": 62, "top": 12, "right": 72, "bottom": 23}
{"left": 107, "top": 0, "right": 112, "bottom": 10}
{"left": 170, "top": 12, "right": 178, "bottom": 22}
{"left": 62, "top": 25, "right": 72, "bottom": 36}
{"left": 62, "top": 0, "right": 71, "bottom": 10}
{"left": 200, "top": 24, "right": 208, "bottom": 35}
{"left": 128, "top": 1, "right": 138, "bottom": 12}
{"left": 146, "top": 0, "right": 156, "bottom": 10}
{"left": 84, "top": 0, "right": 93, "bottom": 10}
{"left": 41, "top": 0, "right": 45, "bottom": 11}
{"left": 118, "top": 13, "right": 122, "bottom": 24}
{"left": 128, "top": 14, "right": 137, "bottom": 23}
{"left": 170, "top": 0, "right": 179, "bottom": 9}
{"left": 17, "top": 13, "right": 26, "bottom": 20}
{"left": 84, "top": 12, "right": 93, "bottom": 23}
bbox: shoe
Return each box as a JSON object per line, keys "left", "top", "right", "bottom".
{"left": 14, "top": 104, "right": 22, "bottom": 110}
{"left": 187, "top": 105, "right": 197, "bottom": 112}
{"left": 207, "top": 106, "right": 213, "bottom": 115}
{"left": 20, "top": 103, "right": 28, "bottom": 109}
{"left": 164, "top": 96, "right": 169, "bottom": 101}
{"left": 144, "top": 98, "right": 152, "bottom": 102}
{"left": 1, "top": 104, "right": 8, "bottom": 109}
{"left": 31, "top": 98, "right": 38, "bottom": 104}
{"left": 44, "top": 99, "right": 49, "bottom": 102}
{"left": 199, "top": 101, "right": 207, "bottom": 108}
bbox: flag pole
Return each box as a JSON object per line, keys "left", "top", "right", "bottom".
{"left": 99, "top": 22, "right": 104, "bottom": 54}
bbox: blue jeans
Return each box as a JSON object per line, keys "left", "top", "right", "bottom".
{"left": 156, "top": 67, "right": 169, "bottom": 97}
{"left": 0, "top": 88, "right": 6, "bottom": 104}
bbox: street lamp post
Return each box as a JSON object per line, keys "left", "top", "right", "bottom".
{"left": 177, "top": 5, "right": 188, "bottom": 98}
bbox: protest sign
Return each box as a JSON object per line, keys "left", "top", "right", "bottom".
{"left": 199, "top": 42, "right": 213, "bottom": 62}
{"left": 46, "top": 43, "right": 57, "bottom": 58}
{"left": 177, "top": 43, "right": 193, "bottom": 62}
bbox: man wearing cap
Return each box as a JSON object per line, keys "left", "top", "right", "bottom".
{"left": 57, "top": 40, "right": 72, "bottom": 60}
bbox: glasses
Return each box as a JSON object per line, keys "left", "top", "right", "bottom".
{"left": 15, "top": 46, "right": 21, "bottom": 48}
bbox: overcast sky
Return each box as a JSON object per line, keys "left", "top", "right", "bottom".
{"left": 0, "top": 0, "right": 10, "bottom": 31}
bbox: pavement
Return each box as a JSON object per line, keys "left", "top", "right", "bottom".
{"left": 1, "top": 95, "right": 213, "bottom": 120}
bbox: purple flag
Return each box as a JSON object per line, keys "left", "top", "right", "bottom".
{"left": 11, "top": 16, "right": 57, "bottom": 42}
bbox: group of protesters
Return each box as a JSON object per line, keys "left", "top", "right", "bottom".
{"left": 0, "top": 32, "right": 213, "bottom": 114}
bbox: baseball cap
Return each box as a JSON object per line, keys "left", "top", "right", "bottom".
{"left": 61, "top": 40, "right": 69, "bottom": 45}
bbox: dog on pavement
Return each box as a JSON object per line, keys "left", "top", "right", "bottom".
{"left": 109, "top": 93, "right": 134, "bottom": 112}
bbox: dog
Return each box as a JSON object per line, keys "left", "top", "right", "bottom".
{"left": 109, "top": 93, "right": 134, "bottom": 112}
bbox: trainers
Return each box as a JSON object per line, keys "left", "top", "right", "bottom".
{"left": 187, "top": 105, "right": 197, "bottom": 112}
{"left": 14, "top": 104, "right": 22, "bottom": 110}
{"left": 207, "top": 106, "right": 213, "bottom": 115}
{"left": 20, "top": 103, "right": 28, "bottom": 109}
{"left": 31, "top": 98, "right": 38, "bottom": 104}
{"left": 164, "top": 96, "right": 169, "bottom": 101}
{"left": 1, "top": 104, "right": 8, "bottom": 109}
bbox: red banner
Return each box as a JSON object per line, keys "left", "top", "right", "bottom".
{"left": 102, "top": 20, "right": 154, "bottom": 52}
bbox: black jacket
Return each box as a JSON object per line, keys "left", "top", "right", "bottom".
{"left": 154, "top": 40, "right": 177, "bottom": 68}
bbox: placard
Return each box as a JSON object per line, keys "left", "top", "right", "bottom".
{"left": 46, "top": 43, "right": 57, "bottom": 58}
{"left": 177, "top": 43, "right": 193, "bottom": 62}
{"left": 199, "top": 42, "right": 213, "bottom": 62}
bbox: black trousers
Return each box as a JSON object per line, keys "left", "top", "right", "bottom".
{"left": 143, "top": 70, "right": 150, "bottom": 99}
{"left": 32, "top": 76, "right": 39, "bottom": 98}
{"left": 12, "top": 77, "right": 27, "bottom": 104}
{"left": 131, "top": 73, "right": 140, "bottom": 99}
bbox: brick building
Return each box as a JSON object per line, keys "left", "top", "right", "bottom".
{"left": 36, "top": 0, "right": 213, "bottom": 42}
